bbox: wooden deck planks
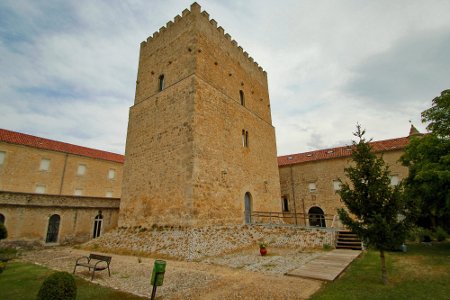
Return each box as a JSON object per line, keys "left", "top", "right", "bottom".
{"left": 285, "top": 249, "right": 361, "bottom": 281}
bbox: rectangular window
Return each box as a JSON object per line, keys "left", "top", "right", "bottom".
{"left": 282, "top": 197, "right": 289, "bottom": 212}
{"left": 0, "top": 151, "right": 5, "bottom": 165}
{"left": 239, "top": 90, "right": 245, "bottom": 106}
{"left": 333, "top": 180, "right": 341, "bottom": 191}
{"left": 77, "top": 164, "right": 86, "bottom": 176}
{"left": 108, "top": 169, "right": 116, "bottom": 180}
{"left": 308, "top": 182, "right": 317, "bottom": 192}
{"left": 105, "top": 191, "right": 113, "bottom": 198}
{"left": 35, "top": 185, "right": 46, "bottom": 194}
{"left": 390, "top": 175, "right": 400, "bottom": 186}
{"left": 74, "top": 188, "right": 83, "bottom": 196}
{"left": 39, "top": 158, "right": 50, "bottom": 171}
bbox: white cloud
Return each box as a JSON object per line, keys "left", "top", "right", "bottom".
{"left": 0, "top": 0, "right": 449, "bottom": 157}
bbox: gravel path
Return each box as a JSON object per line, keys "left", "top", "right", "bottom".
{"left": 20, "top": 246, "right": 324, "bottom": 299}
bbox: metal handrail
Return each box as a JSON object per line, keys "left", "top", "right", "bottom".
{"left": 249, "top": 211, "right": 345, "bottom": 229}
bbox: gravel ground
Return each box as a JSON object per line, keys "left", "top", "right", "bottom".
{"left": 20, "top": 246, "right": 324, "bottom": 299}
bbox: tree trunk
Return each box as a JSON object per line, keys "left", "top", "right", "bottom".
{"left": 380, "top": 249, "right": 388, "bottom": 285}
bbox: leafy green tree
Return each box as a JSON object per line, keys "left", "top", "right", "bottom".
{"left": 337, "top": 125, "right": 413, "bottom": 285}
{"left": 401, "top": 89, "right": 450, "bottom": 231}
{"left": 421, "top": 89, "right": 450, "bottom": 137}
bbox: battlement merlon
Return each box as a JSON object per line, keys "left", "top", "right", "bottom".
{"left": 139, "top": 2, "right": 267, "bottom": 78}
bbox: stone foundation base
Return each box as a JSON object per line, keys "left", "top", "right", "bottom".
{"left": 82, "top": 225, "right": 335, "bottom": 260}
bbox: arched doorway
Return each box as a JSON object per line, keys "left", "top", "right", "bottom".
{"left": 244, "top": 192, "right": 252, "bottom": 224}
{"left": 308, "top": 207, "right": 326, "bottom": 227}
{"left": 92, "top": 211, "right": 103, "bottom": 239}
{"left": 0, "top": 213, "right": 5, "bottom": 224}
{"left": 46, "top": 214, "right": 60, "bottom": 243}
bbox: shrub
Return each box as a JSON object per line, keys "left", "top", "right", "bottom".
{"left": 435, "top": 227, "right": 448, "bottom": 242}
{"left": 416, "top": 228, "right": 433, "bottom": 243}
{"left": 0, "top": 223, "right": 7, "bottom": 240}
{"left": 0, "top": 248, "right": 18, "bottom": 262}
{"left": 37, "top": 272, "right": 77, "bottom": 300}
{"left": 0, "top": 262, "right": 6, "bottom": 273}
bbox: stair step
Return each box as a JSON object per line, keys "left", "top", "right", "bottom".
{"left": 336, "top": 231, "right": 362, "bottom": 250}
{"left": 337, "top": 241, "right": 362, "bottom": 244}
{"left": 336, "top": 245, "right": 362, "bottom": 250}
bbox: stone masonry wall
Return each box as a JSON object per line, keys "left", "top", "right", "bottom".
{"left": 84, "top": 225, "right": 334, "bottom": 261}
{"left": 0, "top": 191, "right": 119, "bottom": 244}
{"left": 119, "top": 3, "right": 281, "bottom": 227}
{"left": 0, "top": 142, "right": 123, "bottom": 198}
{"left": 279, "top": 149, "right": 408, "bottom": 223}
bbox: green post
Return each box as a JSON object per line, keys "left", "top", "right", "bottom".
{"left": 151, "top": 260, "right": 166, "bottom": 286}
{"left": 150, "top": 260, "right": 166, "bottom": 300}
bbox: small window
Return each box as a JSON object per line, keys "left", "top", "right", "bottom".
{"left": 77, "top": 164, "right": 86, "bottom": 176}
{"left": 282, "top": 197, "right": 289, "bottom": 212}
{"left": 35, "top": 185, "right": 46, "bottom": 194}
{"left": 93, "top": 212, "right": 103, "bottom": 239}
{"left": 390, "top": 175, "right": 400, "bottom": 186}
{"left": 333, "top": 180, "right": 341, "bottom": 191}
{"left": 308, "top": 182, "right": 317, "bottom": 192}
{"left": 239, "top": 90, "right": 245, "bottom": 106}
{"left": 0, "top": 151, "right": 5, "bottom": 165}
{"left": 39, "top": 158, "right": 50, "bottom": 171}
{"left": 108, "top": 169, "right": 116, "bottom": 180}
{"left": 105, "top": 191, "right": 113, "bottom": 198}
{"left": 74, "top": 188, "right": 83, "bottom": 196}
{"left": 242, "top": 130, "right": 249, "bottom": 148}
{"left": 159, "top": 74, "right": 165, "bottom": 91}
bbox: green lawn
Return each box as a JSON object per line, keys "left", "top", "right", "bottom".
{"left": 0, "top": 261, "right": 147, "bottom": 300}
{"left": 311, "top": 241, "right": 450, "bottom": 300}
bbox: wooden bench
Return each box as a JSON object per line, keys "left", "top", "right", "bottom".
{"left": 73, "top": 253, "right": 112, "bottom": 280}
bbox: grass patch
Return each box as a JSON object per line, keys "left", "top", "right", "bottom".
{"left": 0, "top": 261, "right": 147, "bottom": 300}
{"left": 311, "top": 241, "right": 450, "bottom": 300}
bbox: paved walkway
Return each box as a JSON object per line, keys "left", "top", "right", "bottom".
{"left": 20, "top": 246, "right": 324, "bottom": 299}
{"left": 286, "top": 249, "right": 361, "bottom": 281}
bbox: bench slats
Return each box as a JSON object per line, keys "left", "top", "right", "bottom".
{"left": 73, "top": 253, "right": 112, "bottom": 280}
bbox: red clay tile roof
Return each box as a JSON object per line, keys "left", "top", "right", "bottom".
{"left": 0, "top": 128, "right": 125, "bottom": 163}
{"left": 278, "top": 137, "right": 409, "bottom": 167}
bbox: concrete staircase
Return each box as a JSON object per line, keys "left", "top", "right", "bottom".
{"left": 335, "top": 231, "right": 362, "bottom": 250}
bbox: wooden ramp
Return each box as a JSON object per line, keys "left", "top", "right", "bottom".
{"left": 286, "top": 249, "right": 361, "bottom": 281}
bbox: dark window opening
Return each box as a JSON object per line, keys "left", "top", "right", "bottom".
{"left": 0, "top": 213, "right": 5, "bottom": 224}
{"left": 308, "top": 207, "right": 326, "bottom": 227}
{"left": 282, "top": 197, "right": 289, "bottom": 212}
{"left": 93, "top": 211, "right": 103, "bottom": 239}
{"left": 242, "top": 130, "right": 249, "bottom": 148}
{"left": 159, "top": 74, "right": 165, "bottom": 91}
{"left": 46, "top": 214, "right": 60, "bottom": 243}
{"left": 239, "top": 90, "right": 245, "bottom": 106}
{"left": 244, "top": 192, "right": 252, "bottom": 224}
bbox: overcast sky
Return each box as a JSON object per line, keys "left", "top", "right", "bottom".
{"left": 1, "top": 0, "right": 449, "bottom": 156}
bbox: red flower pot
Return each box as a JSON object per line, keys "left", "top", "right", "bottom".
{"left": 260, "top": 247, "right": 267, "bottom": 256}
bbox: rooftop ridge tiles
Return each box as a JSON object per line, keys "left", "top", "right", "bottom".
{"left": 278, "top": 136, "right": 409, "bottom": 167}
{"left": 0, "top": 128, "right": 124, "bottom": 164}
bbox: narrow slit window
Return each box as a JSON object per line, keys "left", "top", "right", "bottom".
{"left": 159, "top": 74, "right": 165, "bottom": 91}
{"left": 239, "top": 90, "right": 245, "bottom": 106}
{"left": 282, "top": 197, "right": 289, "bottom": 212}
{"left": 242, "top": 130, "right": 249, "bottom": 148}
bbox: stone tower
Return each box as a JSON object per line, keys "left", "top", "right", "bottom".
{"left": 119, "top": 3, "right": 281, "bottom": 227}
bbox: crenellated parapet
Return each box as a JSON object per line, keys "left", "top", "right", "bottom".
{"left": 140, "top": 2, "right": 266, "bottom": 77}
